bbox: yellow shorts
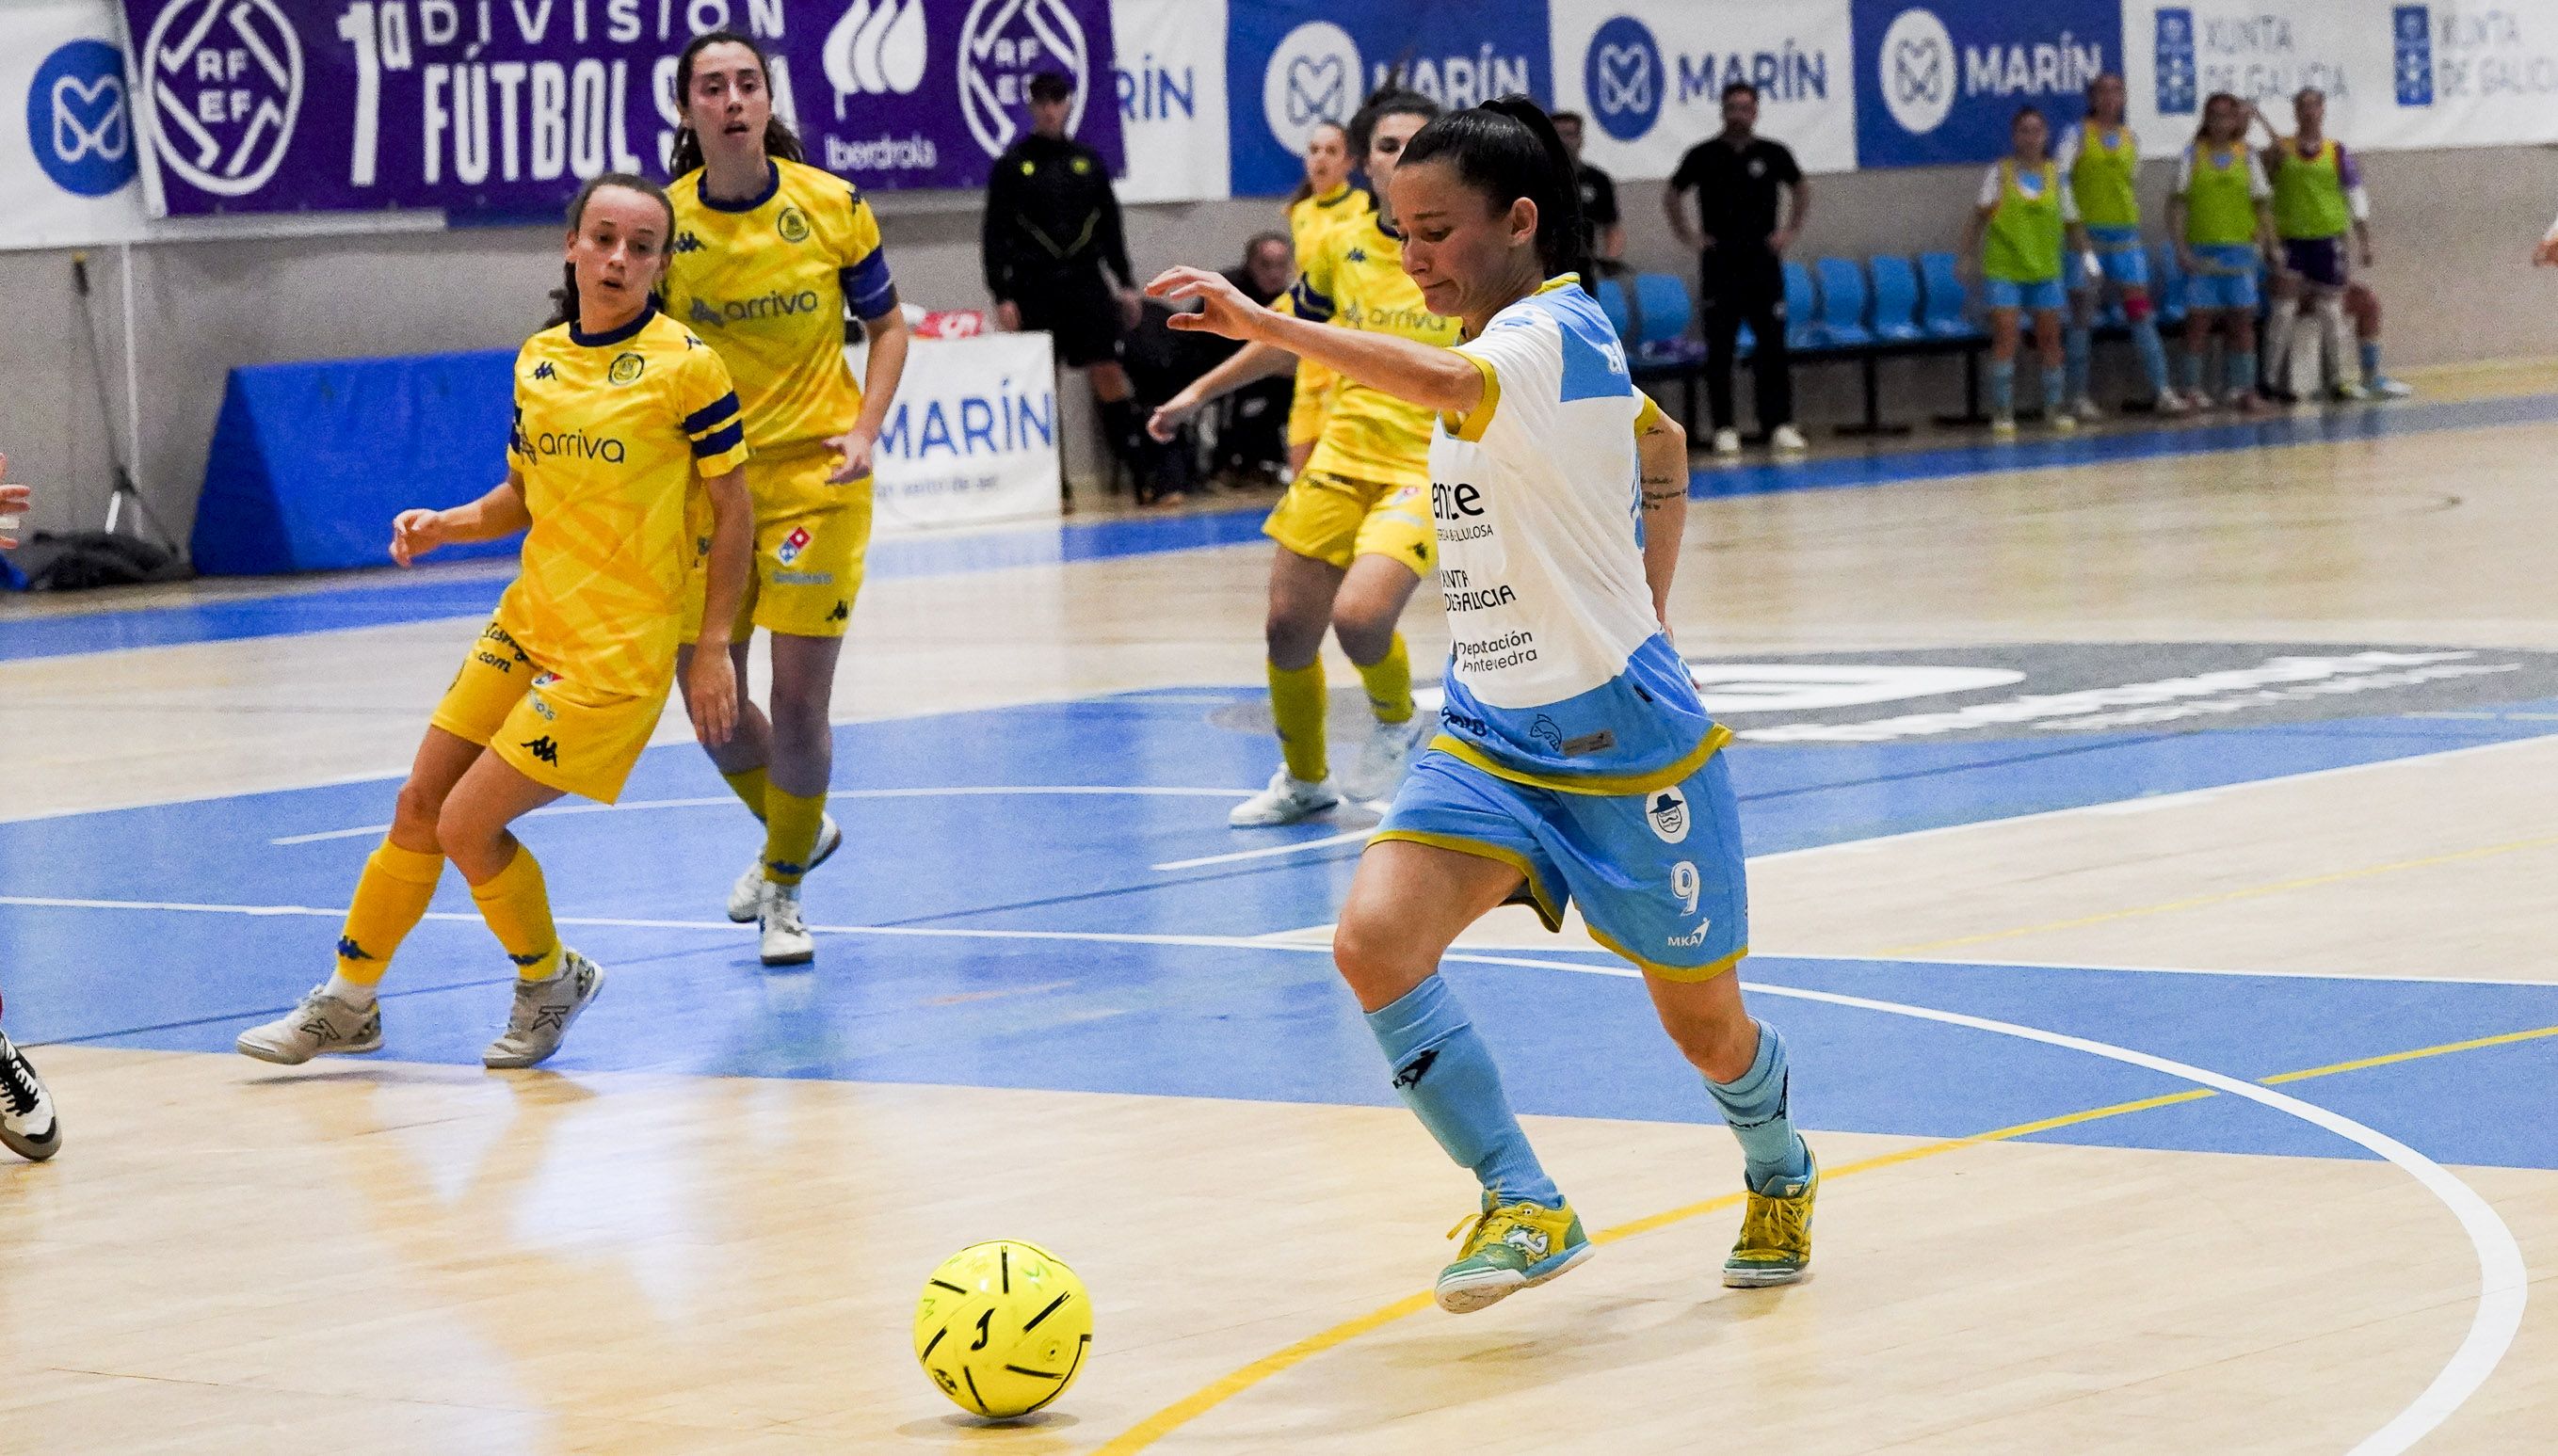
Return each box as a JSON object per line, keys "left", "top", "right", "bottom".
{"left": 428, "top": 620, "right": 667, "bottom": 805}
{"left": 687, "top": 444, "right": 875, "bottom": 641}
{"left": 1263, "top": 470, "right": 1435, "bottom": 575}
{"left": 1287, "top": 365, "right": 1335, "bottom": 448}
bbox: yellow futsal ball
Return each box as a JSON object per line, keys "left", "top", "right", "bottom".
{"left": 913, "top": 1240, "right": 1092, "bottom": 1419}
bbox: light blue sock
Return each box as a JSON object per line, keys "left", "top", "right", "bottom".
{"left": 2131, "top": 318, "right": 2172, "bottom": 397}
{"left": 2063, "top": 324, "right": 2092, "bottom": 402}
{"left": 2360, "top": 339, "right": 2382, "bottom": 381}
{"left": 2180, "top": 343, "right": 2208, "bottom": 394}
{"left": 2228, "top": 350, "right": 2257, "bottom": 399}
{"left": 1988, "top": 360, "right": 2015, "bottom": 417}
{"left": 1704, "top": 1020, "right": 1810, "bottom": 1192}
{"left": 1365, "top": 976, "right": 1560, "bottom": 1208}
{"left": 2040, "top": 363, "right": 2067, "bottom": 415}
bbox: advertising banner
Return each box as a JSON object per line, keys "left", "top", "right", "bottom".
{"left": 1111, "top": 0, "right": 1228, "bottom": 202}
{"left": 10, "top": 0, "right": 150, "bottom": 248}
{"left": 855, "top": 329, "right": 1062, "bottom": 533}
{"left": 119, "top": 0, "right": 1124, "bottom": 216}
{"left": 1225, "top": 0, "right": 1553, "bottom": 197}
{"left": 2125, "top": 2, "right": 2558, "bottom": 156}
{"left": 1850, "top": 0, "right": 2123, "bottom": 168}
{"left": 1549, "top": 1, "right": 1856, "bottom": 180}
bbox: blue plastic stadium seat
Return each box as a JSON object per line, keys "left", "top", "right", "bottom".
{"left": 1781, "top": 260, "right": 1821, "bottom": 348}
{"left": 2149, "top": 242, "right": 2187, "bottom": 324}
{"left": 1632, "top": 272, "right": 1693, "bottom": 344}
{"left": 1596, "top": 277, "right": 1632, "bottom": 341}
{"left": 1813, "top": 258, "right": 1874, "bottom": 346}
{"left": 1868, "top": 256, "right": 1925, "bottom": 343}
{"left": 1919, "top": 251, "right": 1980, "bottom": 339}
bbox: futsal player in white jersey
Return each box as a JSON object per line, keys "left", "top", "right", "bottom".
{"left": 1150, "top": 96, "right": 1815, "bottom": 1315}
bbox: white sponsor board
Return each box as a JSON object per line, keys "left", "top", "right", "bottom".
{"left": 1112, "top": 0, "right": 1230, "bottom": 202}
{"left": 850, "top": 329, "right": 1063, "bottom": 534}
{"left": 2124, "top": 0, "right": 2558, "bottom": 160}
{"left": 1550, "top": 0, "right": 1858, "bottom": 179}
{"left": 6, "top": 0, "right": 149, "bottom": 248}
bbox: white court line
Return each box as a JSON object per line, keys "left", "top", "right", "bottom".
{"left": 0, "top": 891, "right": 2518, "bottom": 1451}
{"left": 267, "top": 786, "right": 1257, "bottom": 846}
{"left": 1432, "top": 950, "right": 2526, "bottom": 1456}
{"left": 1152, "top": 828, "right": 1372, "bottom": 872}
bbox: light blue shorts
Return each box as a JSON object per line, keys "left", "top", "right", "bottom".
{"left": 2185, "top": 244, "right": 2261, "bottom": 311}
{"left": 1984, "top": 276, "right": 2067, "bottom": 313}
{"left": 1374, "top": 747, "right": 1749, "bottom": 980}
{"left": 2067, "top": 227, "right": 2150, "bottom": 291}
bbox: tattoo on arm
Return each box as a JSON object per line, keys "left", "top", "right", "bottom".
{"left": 1641, "top": 474, "right": 1683, "bottom": 509}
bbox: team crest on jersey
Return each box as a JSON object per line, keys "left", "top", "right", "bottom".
{"left": 608, "top": 352, "right": 646, "bottom": 385}
{"left": 531, "top": 361, "right": 556, "bottom": 380}
{"left": 673, "top": 231, "right": 705, "bottom": 254}
{"left": 1529, "top": 714, "right": 1565, "bottom": 752}
{"left": 1647, "top": 785, "right": 1690, "bottom": 844}
{"left": 777, "top": 525, "right": 814, "bottom": 566}
{"left": 778, "top": 206, "right": 812, "bottom": 244}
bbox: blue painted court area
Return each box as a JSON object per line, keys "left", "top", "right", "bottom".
{"left": 6, "top": 682, "right": 2555, "bottom": 1176}
{"left": 9, "top": 390, "right": 2554, "bottom": 664}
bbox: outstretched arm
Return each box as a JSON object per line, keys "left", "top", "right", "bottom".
{"left": 1147, "top": 340, "right": 1298, "bottom": 441}
{"left": 1147, "top": 266, "right": 1481, "bottom": 417}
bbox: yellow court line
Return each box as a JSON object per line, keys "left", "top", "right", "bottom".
{"left": 1883, "top": 831, "right": 2558, "bottom": 956}
{"left": 1084, "top": 1017, "right": 2558, "bottom": 1455}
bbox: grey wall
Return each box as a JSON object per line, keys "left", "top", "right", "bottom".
{"left": 4, "top": 142, "right": 2552, "bottom": 552}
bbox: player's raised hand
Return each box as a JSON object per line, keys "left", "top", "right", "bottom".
{"left": 1149, "top": 267, "right": 1269, "bottom": 342}
{"left": 389, "top": 508, "right": 446, "bottom": 567}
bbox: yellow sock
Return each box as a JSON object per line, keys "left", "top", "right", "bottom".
{"left": 763, "top": 788, "right": 828, "bottom": 888}
{"left": 720, "top": 766, "right": 770, "bottom": 823}
{"left": 1268, "top": 659, "right": 1328, "bottom": 782}
{"left": 470, "top": 843, "right": 563, "bottom": 981}
{"left": 1355, "top": 633, "right": 1414, "bottom": 725}
{"left": 334, "top": 840, "right": 445, "bottom": 986}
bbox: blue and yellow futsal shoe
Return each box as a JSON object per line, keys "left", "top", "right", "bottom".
{"left": 1435, "top": 1193, "right": 1593, "bottom": 1314}
{"left": 1723, "top": 1147, "right": 1818, "bottom": 1288}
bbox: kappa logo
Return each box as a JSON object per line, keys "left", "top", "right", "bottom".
{"left": 520, "top": 736, "right": 561, "bottom": 766}
{"left": 335, "top": 936, "right": 375, "bottom": 962}
{"left": 672, "top": 231, "right": 706, "bottom": 254}
{"left": 957, "top": 0, "right": 1090, "bottom": 159}
{"left": 1585, "top": 15, "right": 1664, "bottom": 143}
{"left": 1344, "top": 246, "right": 1367, "bottom": 264}
{"left": 824, "top": 0, "right": 929, "bottom": 119}
{"left": 1263, "top": 21, "right": 1361, "bottom": 156}
{"left": 139, "top": 0, "right": 303, "bottom": 200}
{"left": 531, "top": 361, "right": 556, "bottom": 380}
{"left": 1877, "top": 7, "right": 1957, "bottom": 136}
{"left": 31, "top": 39, "right": 137, "bottom": 198}
{"left": 827, "top": 600, "right": 851, "bottom": 623}
{"left": 1647, "top": 784, "right": 1690, "bottom": 843}
{"left": 1392, "top": 1048, "right": 1439, "bottom": 1089}
{"left": 778, "top": 525, "right": 814, "bottom": 566}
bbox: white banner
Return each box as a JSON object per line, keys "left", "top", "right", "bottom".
{"left": 2124, "top": 1, "right": 2558, "bottom": 160}
{"left": 854, "top": 330, "right": 1063, "bottom": 535}
{"left": 1112, "top": 0, "right": 1231, "bottom": 202}
{"left": 1550, "top": 0, "right": 1858, "bottom": 180}
{"left": 5, "top": 0, "right": 150, "bottom": 249}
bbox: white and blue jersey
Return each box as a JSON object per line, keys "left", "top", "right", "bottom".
{"left": 1375, "top": 276, "right": 1747, "bottom": 981}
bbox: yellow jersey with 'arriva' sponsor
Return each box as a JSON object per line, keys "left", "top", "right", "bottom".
{"left": 662, "top": 157, "right": 896, "bottom": 470}
{"left": 500, "top": 306, "right": 749, "bottom": 699}
{"left": 1288, "top": 211, "right": 1462, "bottom": 489}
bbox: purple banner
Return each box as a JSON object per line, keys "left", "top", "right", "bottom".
{"left": 121, "top": 0, "right": 1123, "bottom": 216}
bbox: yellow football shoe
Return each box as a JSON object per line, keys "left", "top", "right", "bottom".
{"left": 1436, "top": 1193, "right": 1593, "bottom": 1314}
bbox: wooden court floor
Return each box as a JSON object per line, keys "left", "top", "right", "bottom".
{"left": 5, "top": 370, "right": 2558, "bottom": 1453}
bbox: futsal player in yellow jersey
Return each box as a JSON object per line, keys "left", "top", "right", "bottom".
{"left": 660, "top": 31, "right": 910, "bottom": 967}
{"left": 238, "top": 174, "right": 754, "bottom": 1070}
{"left": 1151, "top": 89, "right": 1455, "bottom": 824}
{"left": 1281, "top": 121, "right": 1374, "bottom": 478}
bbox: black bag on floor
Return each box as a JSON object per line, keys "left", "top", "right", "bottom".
{"left": 8, "top": 531, "right": 192, "bottom": 591}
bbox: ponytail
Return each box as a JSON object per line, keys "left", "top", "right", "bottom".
{"left": 1398, "top": 94, "right": 1591, "bottom": 292}
{"left": 668, "top": 30, "right": 806, "bottom": 177}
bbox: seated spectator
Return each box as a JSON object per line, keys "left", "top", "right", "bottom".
{"left": 1212, "top": 233, "right": 1298, "bottom": 483}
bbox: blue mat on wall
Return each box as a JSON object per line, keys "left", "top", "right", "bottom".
{"left": 190, "top": 349, "right": 524, "bottom": 576}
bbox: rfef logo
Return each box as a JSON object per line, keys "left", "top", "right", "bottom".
{"left": 957, "top": 0, "right": 1090, "bottom": 159}
{"left": 28, "top": 38, "right": 136, "bottom": 198}
{"left": 1585, "top": 15, "right": 1663, "bottom": 142}
{"left": 138, "top": 0, "right": 303, "bottom": 200}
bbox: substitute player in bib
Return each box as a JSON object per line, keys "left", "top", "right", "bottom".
{"left": 2058, "top": 74, "right": 2185, "bottom": 418}
{"left": 0, "top": 460, "right": 59, "bottom": 1160}
{"left": 238, "top": 174, "right": 754, "bottom": 1069}
{"left": 1962, "top": 105, "right": 2079, "bottom": 435}
{"left": 1149, "top": 89, "right": 1454, "bottom": 823}
{"left": 1281, "top": 121, "right": 1374, "bottom": 481}
{"left": 1150, "top": 95, "right": 1818, "bottom": 1312}
{"left": 662, "top": 31, "right": 909, "bottom": 967}
{"left": 2165, "top": 93, "right": 2278, "bottom": 412}
{"left": 2251, "top": 91, "right": 2375, "bottom": 403}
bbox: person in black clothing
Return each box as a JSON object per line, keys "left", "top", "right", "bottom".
{"left": 983, "top": 72, "right": 1146, "bottom": 496}
{"left": 1550, "top": 111, "right": 1624, "bottom": 271}
{"left": 1666, "top": 81, "right": 1811, "bottom": 456}
{"left": 1211, "top": 233, "right": 1297, "bottom": 482}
